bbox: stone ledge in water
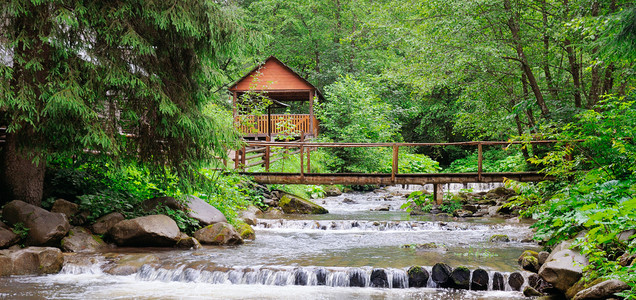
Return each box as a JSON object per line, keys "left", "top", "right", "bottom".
{"left": 278, "top": 193, "right": 328, "bottom": 214}
{"left": 0, "top": 247, "right": 64, "bottom": 276}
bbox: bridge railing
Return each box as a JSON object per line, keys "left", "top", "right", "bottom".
{"left": 231, "top": 139, "right": 573, "bottom": 179}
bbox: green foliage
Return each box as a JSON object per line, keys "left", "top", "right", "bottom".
{"left": 439, "top": 197, "right": 462, "bottom": 215}
{"left": 400, "top": 191, "right": 433, "bottom": 213}
{"left": 154, "top": 206, "right": 200, "bottom": 235}
{"left": 11, "top": 222, "right": 29, "bottom": 241}
{"left": 379, "top": 153, "right": 441, "bottom": 174}
{"left": 445, "top": 148, "right": 528, "bottom": 173}
{"left": 316, "top": 76, "right": 400, "bottom": 173}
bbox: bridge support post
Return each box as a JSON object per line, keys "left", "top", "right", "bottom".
{"left": 391, "top": 144, "right": 399, "bottom": 183}
{"left": 434, "top": 184, "right": 443, "bottom": 205}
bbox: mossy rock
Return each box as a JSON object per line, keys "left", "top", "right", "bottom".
{"left": 278, "top": 193, "right": 328, "bottom": 214}
{"left": 489, "top": 234, "right": 510, "bottom": 242}
{"left": 518, "top": 250, "right": 540, "bottom": 272}
{"left": 238, "top": 223, "right": 255, "bottom": 240}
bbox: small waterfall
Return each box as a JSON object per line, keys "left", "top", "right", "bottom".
{"left": 255, "top": 219, "right": 524, "bottom": 232}
{"left": 133, "top": 264, "right": 526, "bottom": 291}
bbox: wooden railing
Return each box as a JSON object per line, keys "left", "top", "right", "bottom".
{"left": 235, "top": 114, "right": 318, "bottom": 137}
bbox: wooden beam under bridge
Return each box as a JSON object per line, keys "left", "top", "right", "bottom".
{"left": 240, "top": 171, "right": 551, "bottom": 185}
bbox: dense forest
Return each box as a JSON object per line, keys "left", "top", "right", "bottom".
{"left": 1, "top": 0, "right": 635, "bottom": 297}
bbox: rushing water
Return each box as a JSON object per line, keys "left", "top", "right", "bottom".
{"left": 0, "top": 186, "right": 537, "bottom": 299}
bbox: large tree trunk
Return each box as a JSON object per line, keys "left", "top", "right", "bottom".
{"left": 0, "top": 133, "right": 45, "bottom": 206}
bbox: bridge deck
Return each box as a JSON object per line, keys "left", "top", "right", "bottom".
{"left": 240, "top": 171, "right": 549, "bottom": 185}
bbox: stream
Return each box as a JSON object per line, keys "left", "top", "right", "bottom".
{"left": 0, "top": 185, "right": 539, "bottom": 299}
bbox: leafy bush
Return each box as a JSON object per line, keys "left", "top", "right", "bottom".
{"left": 445, "top": 148, "right": 528, "bottom": 173}
{"left": 379, "top": 152, "right": 441, "bottom": 174}
{"left": 400, "top": 190, "right": 433, "bottom": 213}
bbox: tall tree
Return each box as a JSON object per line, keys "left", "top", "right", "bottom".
{"left": 0, "top": 0, "right": 248, "bottom": 205}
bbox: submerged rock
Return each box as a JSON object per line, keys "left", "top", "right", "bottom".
{"left": 407, "top": 266, "right": 429, "bottom": 288}
{"left": 370, "top": 269, "right": 389, "bottom": 288}
{"left": 102, "top": 253, "right": 159, "bottom": 275}
{"left": 492, "top": 272, "right": 505, "bottom": 290}
{"left": 0, "top": 247, "right": 64, "bottom": 276}
{"left": 489, "top": 234, "right": 510, "bottom": 243}
{"left": 450, "top": 266, "right": 470, "bottom": 289}
{"left": 470, "top": 268, "right": 489, "bottom": 291}
{"left": 508, "top": 272, "right": 525, "bottom": 291}
{"left": 109, "top": 215, "right": 180, "bottom": 247}
{"left": 194, "top": 222, "right": 243, "bottom": 245}
{"left": 2, "top": 200, "right": 70, "bottom": 246}
{"left": 278, "top": 193, "right": 328, "bottom": 214}
{"left": 431, "top": 263, "right": 453, "bottom": 288}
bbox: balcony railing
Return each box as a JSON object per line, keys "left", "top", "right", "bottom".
{"left": 235, "top": 114, "right": 318, "bottom": 137}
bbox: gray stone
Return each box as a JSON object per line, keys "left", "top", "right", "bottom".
{"left": 573, "top": 280, "right": 630, "bottom": 300}
{"left": 453, "top": 209, "right": 473, "bottom": 218}
{"left": 278, "top": 193, "right": 328, "bottom": 214}
{"left": 0, "top": 247, "right": 64, "bottom": 276}
{"left": 240, "top": 206, "right": 260, "bottom": 225}
{"left": 102, "top": 254, "right": 159, "bottom": 275}
{"left": 140, "top": 196, "right": 184, "bottom": 212}
{"left": 185, "top": 196, "right": 227, "bottom": 225}
{"left": 90, "top": 212, "right": 125, "bottom": 235}
{"left": 617, "top": 229, "right": 636, "bottom": 242}
{"left": 489, "top": 234, "right": 510, "bottom": 242}
{"left": 538, "top": 251, "right": 550, "bottom": 266}
{"left": 2, "top": 200, "right": 70, "bottom": 246}
{"left": 488, "top": 206, "right": 501, "bottom": 217}
{"left": 61, "top": 227, "right": 106, "bottom": 252}
{"left": 194, "top": 222, "right": 243, "bottom": 245}
{"left": 323, "top": 185, "right": 342, "bottom": 196}
{"left": 109, "top": 215, "right": 180, "bottom": 247}
{"left": 0, "top": 227, "right": 19, "bottom": 249}
{"left": 538, "top": 241, "right": 589, "bottom": 292}
{"left": 50, "top": 199, "right": 79, "bottom": 219}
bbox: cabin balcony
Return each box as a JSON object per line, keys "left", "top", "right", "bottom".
{"left": 235, "top": 114, "right": 318, "bottom": 138}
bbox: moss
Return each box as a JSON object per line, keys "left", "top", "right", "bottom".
{"left": 455, "top": 266, "right": 470, "bottom": 272}
{"left": 489, "top": 234, "right": 510, "bottom": 242}
{"left": 238, "top": 223, "right": 255, "bottom": 240}
{"left": 407, "top": 266, "right": 423, "bottom": 276}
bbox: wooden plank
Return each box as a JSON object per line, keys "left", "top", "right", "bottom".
{"left": 245, "top": 152, "right": 266, "bottom": 160}
{"left": 245, "top": 147, "right": 266, "bottom": 154}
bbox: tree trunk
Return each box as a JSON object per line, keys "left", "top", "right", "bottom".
{"left": 504, "top": 0, "right": 550, "bottom": 118}
{"left": 0, "top": 133, "right": 45, "bottom": 206}
{"left": 541, "top": 0, "right": 559, "bottom": 101}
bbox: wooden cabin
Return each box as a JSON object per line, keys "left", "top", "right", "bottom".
{"left": 229, "top": 56, "right": 321, "bottom": 139}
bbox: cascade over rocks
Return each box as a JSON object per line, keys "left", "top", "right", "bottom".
{"left": 194, "top": 222, "right": 243, "bottom": 245}
{"left": 109, "top": 215, "right": 180, "bottom": 247}
{"left": 278, "top": 193, "right": 328, "bottom": 214}
{"left": 407, "top": 266, "right": 430, "bottom": 288}
{"left": 61, "top": 227, "right": 107, "bottom": 252}
{"left": 431, "top": 263, "right": 453, "bottom": 288}
{"left": 316, "top": 267, "right": 327, "bottom": 285}
{"left": 348, "top": 268, "right": 367, "bottom": 287}
{"left": 0, "top": 247, "right": 64, "bottom": 276}
{"left": 185, "top": 196, "right": 227, "bottom": 226}
{"left": 90, "top": 212, "right": 125, "bottom": 235}
{"left": 470, "top": 268, "right": 489, "bottom": 291}
{"left": 538, "top": 240, "right": 589, "bottom": 292}
{"left": 2, "top": 200, "right": 70, "bottom": 246}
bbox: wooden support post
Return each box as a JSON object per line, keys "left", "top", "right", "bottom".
{"left": 307, "top": 147, "right": 311, "bottom": 173}
{"left": 234, "top": 149, "right": 239, "bottom": 169}
{"left": 477, "top": 143, "right": 483, "bottom": 181}
{"left": 265, "top": 136, "right": 270, "bottom": 172}
{"left": 309, "top": 91, "right": 315, "bottom": 137}
{"left": 391, "top": 144, "right": 399, "bottom": 183}
{"left": 241, "top": 145, "right": 246, "bottom": 171}
{"left": 300, "top": 145, "right": 304, "bottom": 179}
{"left": 434, "top": 184, "right": 443, "bottom": 205}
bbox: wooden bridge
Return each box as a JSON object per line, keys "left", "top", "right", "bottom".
{"left": 232, "top": 140, "right": 557, "bottom": 204}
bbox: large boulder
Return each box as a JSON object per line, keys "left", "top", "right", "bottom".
{"left": 407, "top": 266, "right": 429, "bottom": 288}
{"left": 90, "top": 212, "right": 125, "bottom": 235}
{"left": 61, "top": 227, "right": 107, "bottom": 252}
{"left": 0, "top": 226, "right": 19, "bottom": 249}
{"left": 185, "top": 196, "right": 227, "bottom": 225}
{"left": 193, "top": 222, "right": 243, "bottom": 245}
{"left": 573, "top": 279, "right": 630, "bottom": 300}
{"left": 0, "top": 247, "right": 64, "bottom": 276}
{"left": 278, "top": 193, "right": 328, "bottom": 214}
{"left": 538, "top": 241, "right": 589, "bottom": 292}
{"left": 109, "top": 215, "right": 180, "bottom": 247}
{"left": 2, "top": 200, "right": 70, "bottom": 246}
{"left": 50, "top": 199, "right": 79, "bottom": 220}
